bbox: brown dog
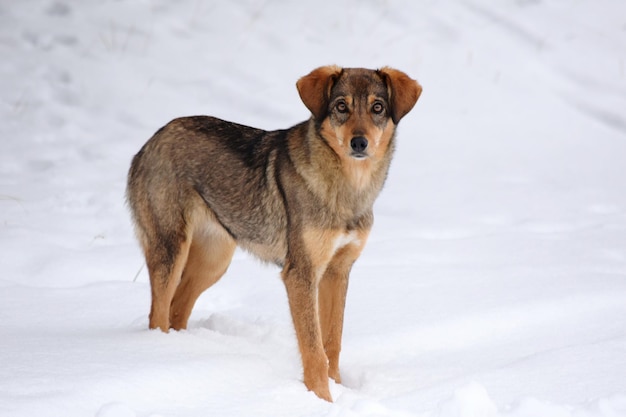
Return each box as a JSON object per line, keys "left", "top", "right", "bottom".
{"left": 126, "top": 66, "right": 421, "bottom": 401}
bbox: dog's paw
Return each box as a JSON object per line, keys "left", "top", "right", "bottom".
{"left": 328, "top": 367, "right": 341, "bottom": 384}
{"left": 311, "top": 383, "right": 333, "bottom": 403}
{"left": 304, "top": 371, "right": 333, "bottom": 402}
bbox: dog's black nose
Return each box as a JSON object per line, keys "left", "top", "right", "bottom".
{"left": 350, "top": 136, "right": 368, "bottom": 153}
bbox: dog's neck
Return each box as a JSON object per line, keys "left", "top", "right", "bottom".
{"left": 288, "top": 119, "right": 395, "bottom": 220}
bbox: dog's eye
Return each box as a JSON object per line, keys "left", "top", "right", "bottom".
{"left": 372, "top": 102, "right": 384, "bottom": 114}
{"left": 336, "top": 101, "right": 348, "bottom": 113}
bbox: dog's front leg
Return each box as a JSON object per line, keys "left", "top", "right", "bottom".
{"left": 282, "top": 259, "right": 332, "bottom": 402}
{"left": 318, "top": 233, "right": 367, "bottom": 384}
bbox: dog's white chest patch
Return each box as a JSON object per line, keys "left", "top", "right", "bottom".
{"left": 331, "top": 230, "right": 360, "bottom": 256}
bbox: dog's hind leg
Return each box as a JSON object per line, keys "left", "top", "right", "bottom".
{"left": 145, "top": 233, "right": 192, "bottom": 332}
{"left": 169, "top": 221, "right": 236, "bottom": 330}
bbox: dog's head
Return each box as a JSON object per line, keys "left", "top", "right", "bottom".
{"left": 297, "top": 66, "right": 421, "bottom": 161}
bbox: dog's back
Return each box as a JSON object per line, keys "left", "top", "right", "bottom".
{"left": 128, "top": 116, "right": 293, "bottom": 265}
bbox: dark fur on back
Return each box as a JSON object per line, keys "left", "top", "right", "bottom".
{"left": 128, "top": 117, "right": 291, "bottom": 265}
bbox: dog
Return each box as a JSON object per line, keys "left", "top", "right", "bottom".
{"left": 126, "top": 66, "right": 421, "bottom": 402}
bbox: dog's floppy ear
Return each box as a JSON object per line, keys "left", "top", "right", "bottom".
{"left": 296, "top": 65, "right": 343, "bottom": 120}
{"left": 378, "top": 67, "right": 422, "bottom": 124}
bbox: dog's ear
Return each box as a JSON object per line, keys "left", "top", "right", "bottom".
{"left": 297, "top": 65, "right": 343, "bottom": 120}
{"left": 378, "top": 67, "right": 422, "bottom": 124}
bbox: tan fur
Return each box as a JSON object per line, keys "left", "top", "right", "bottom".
{"left": 170, "top": 211, "right": 236, "bottom": 330}
{"left": 126, "top": 66, "right": 421, "bottom": 402}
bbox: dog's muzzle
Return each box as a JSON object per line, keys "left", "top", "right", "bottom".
{"left": 350, "top": 136, "right": 368, "bottom": 159}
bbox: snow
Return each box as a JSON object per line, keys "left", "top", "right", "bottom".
{"left": 1, "top": 0, "right": 626, "bottom": 416}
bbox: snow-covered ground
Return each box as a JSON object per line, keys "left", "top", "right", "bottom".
{"left": 2, "top": 1, "right": 626, "bottom": 416}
